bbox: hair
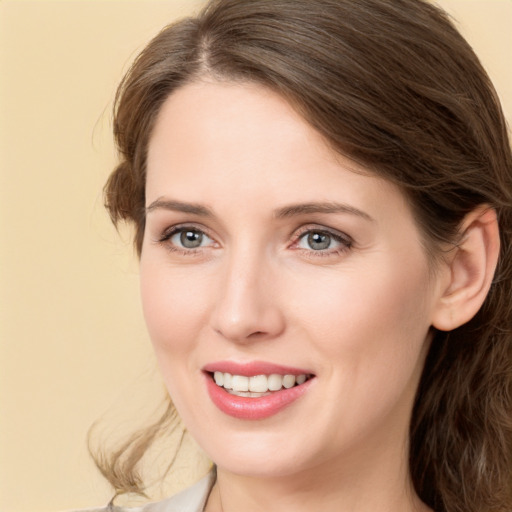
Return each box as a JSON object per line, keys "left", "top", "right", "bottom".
{"left": 98, "top": 0, "right": 512, "bottom": 510}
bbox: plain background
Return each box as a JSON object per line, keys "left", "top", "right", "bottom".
{"left": 1, "top": 1, "right": 511, "bottom": 511}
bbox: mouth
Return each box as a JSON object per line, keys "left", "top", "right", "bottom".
{"left": 209, "top": 371, "right": 313, "bottom": 397}
{"left": 202, "top": 362, "right": 316, "bottom": 420}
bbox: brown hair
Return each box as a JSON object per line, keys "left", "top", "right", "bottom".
{"left": 99, "top": 1, "right": 512, "bottom": 510}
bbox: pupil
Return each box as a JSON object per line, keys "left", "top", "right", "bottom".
{"left": 308, "top": 232, "right": 330, "bottom": 250}
{"left": 181, "top": 230, "right": 202, "bottom": 248}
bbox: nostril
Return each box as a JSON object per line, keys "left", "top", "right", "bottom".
{"left": 248, "top": 331, "right": 266, "bottom": 339}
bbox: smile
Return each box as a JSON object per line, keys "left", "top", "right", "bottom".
{"left": 213, "top": 371, "right": 310, "bottom": 397}
{"left": 202, "top": 362, "right": 315, "bottom": 420}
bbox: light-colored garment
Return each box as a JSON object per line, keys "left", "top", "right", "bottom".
{"left": 75, "top": 472, "right": 215, "bottom": 512}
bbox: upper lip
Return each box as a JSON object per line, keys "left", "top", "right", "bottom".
{"left": 202, "top": 360, "right": 313, "bottom": 377}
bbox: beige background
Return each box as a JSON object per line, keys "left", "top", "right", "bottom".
{"left": 1, "top": 1, "right": 511, "bottom": 511}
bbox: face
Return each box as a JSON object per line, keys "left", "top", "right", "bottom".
{"left": 141, "top": 80, "right": 442, "bottom": 479}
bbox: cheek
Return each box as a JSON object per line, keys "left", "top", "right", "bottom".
{"left": 139, "top": 258, "right": 212, "bottom": 356}
{"left": 301, "top": 264, "right": 432, "bottom": 441}
{"left": 286, "top": 256, "right": 433, "bottom": 381}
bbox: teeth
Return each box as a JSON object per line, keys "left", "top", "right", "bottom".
{"left": 268, "top": 374, "right": 282, "bottom": 391}
{"left": 228, "top": 390, "right": 270, "bottom": 397}
{"left": 213, "top": 371, "right": 309, "bottom": 393}
{"left": 249, "top": 374, "right": 267, "bottom": 392}
{"left": 282, "top": 375, "right": 295, "bottom": 389}
{"left": 214, "top": 372, "right": 224, "bottom": 386}
{"left": 223, "top": 372, "right": 232, "bottom": 390}
{"left": 231, "top": 375, "right": 249, "bottom": 392}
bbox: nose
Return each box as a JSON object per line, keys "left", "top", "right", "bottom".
{"left": 211, "top": 249, "right": 285, "bottom": 343}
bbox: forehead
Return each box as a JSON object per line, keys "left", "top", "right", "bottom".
{"left": 145, "top": 80, "right": 410, "bottom": 225}
{"left": 148, "top": 79, "right": 338, "bottom": 172}
{"left": 150, "top": 82, "right": 362, "bottom": 180}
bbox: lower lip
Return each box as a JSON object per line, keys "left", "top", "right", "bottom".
{"left": 205, "top": 374, "right": 314, "bottom": 420}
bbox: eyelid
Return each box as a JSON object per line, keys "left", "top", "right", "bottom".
{"left": 155, "top": 223, "right": 220, "bottom": 257}
{"left": 290, "top": 224, "right": 353, "bottom": 255}
{"left": 154, "top": 222, "right": 352, "bottom": 257}
{"left": 292, "top": 224, "right": 352, "bottom": 243}
{"left": 158, "top": 223, "right": 215, "bottom": 242}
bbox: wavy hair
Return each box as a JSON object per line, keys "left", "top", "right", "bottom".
{"left": 97, "top": 1, "right": 512, "bottom": 510}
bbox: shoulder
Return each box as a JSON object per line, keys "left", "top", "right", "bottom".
{"left": 69, "top": 471, "right": 215, "bottom": 512}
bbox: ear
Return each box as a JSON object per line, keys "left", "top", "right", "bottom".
{"left": 432, "top": 205, "right": 500, "bottom": 332}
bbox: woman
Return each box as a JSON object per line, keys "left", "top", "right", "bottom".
{"left": 94, "top": 0, "right": 512, "bottom": 511}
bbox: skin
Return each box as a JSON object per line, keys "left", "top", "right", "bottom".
{"left": 140, "top": 80, "right": 447, "bottom": 511}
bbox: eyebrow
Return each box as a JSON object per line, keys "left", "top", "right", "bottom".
{"left": 146, "top": 198, "right": 373, "bottom": 222}
{"left": 146, "top": 198, "right": 214, "bottom": 217}
{"left": 274, "top": 202, "right": 374, "bottom": 221}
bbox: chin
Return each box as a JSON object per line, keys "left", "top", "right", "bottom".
{"left": 216, "top": 455, "right": 305, "bottom": 479}
{"left": 197, "top": 429, "right": 318, "bottom": 478}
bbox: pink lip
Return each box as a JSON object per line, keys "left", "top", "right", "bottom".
{"left": 202, "top": 361, "right": 315, "bottom": 420}
{"left": 202, "top": 360, "right": 312, "bottom": 377}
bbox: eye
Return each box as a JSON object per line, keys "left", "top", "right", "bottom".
{"left": 172, "top": 229, "right": 208, "bottom": 249}
{"left": 159, "top": 226, "right": 216, "bottom": 252}
{"left": 295, "top": 228, "right": 352, "bottom": 255}
{"left": 301, "top": 231, "right": 332, "bottom": 251}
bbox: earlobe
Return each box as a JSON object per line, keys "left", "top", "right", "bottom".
{"left": 432, "top": 206, "right": 500, "bottom": 332}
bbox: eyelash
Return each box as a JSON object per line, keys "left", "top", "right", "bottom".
{"left": 157, "top": 224, "right": 353, "bottom": 258}
{"left": 157, "top": 224, "right": 216, "bottom": 256}
{"left": 291, "top": 226, "right": 353, "bottom": 258}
